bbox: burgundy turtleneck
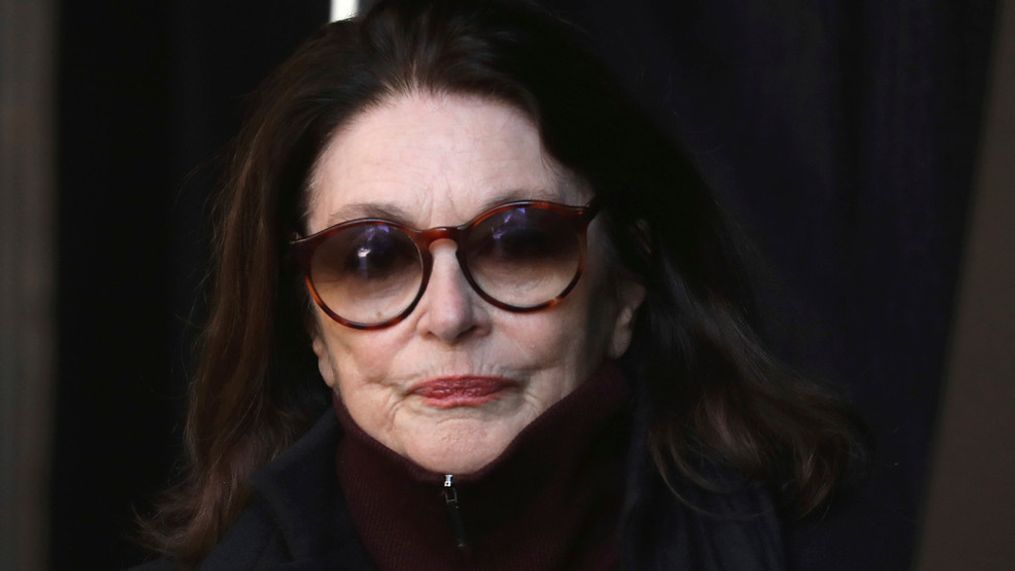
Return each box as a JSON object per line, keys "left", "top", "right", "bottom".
{"left": 333, "top": 361, "right": 633, "bottom": 571}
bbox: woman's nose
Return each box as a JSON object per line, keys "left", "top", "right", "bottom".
{"left": 414, "top": 242, "right": 488, "bottom": 343}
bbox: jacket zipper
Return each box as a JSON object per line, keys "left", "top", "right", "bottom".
{"left": 442, "top": 474, "right": 470, "bottom": 551}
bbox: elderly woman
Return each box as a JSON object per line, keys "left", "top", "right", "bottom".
{"left": 138, "top": 0, "right": 864, "bottom": 569}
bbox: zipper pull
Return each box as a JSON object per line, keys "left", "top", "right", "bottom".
{"left": 442, "top": 474, "right": 470, "bottom": 551}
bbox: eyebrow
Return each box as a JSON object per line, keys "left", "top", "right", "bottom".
{"left": 325, "top": 202, "right": 414, "bottom": 227}
{"left": 323, "top": 187, "right": 569, "bottom": 228}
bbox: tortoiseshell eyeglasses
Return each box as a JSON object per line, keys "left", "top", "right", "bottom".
{"left": 290, "top": 199, "right": 599, "bottom": 330}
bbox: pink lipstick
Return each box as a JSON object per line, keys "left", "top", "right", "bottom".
{"left": 410, "top": 376, "right": 518, "bottom": 409}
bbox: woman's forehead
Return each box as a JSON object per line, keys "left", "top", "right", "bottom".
{"left": 306, "top": 92, "right": 587, "bottom": 230}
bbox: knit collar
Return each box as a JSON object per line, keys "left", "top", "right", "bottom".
{"left": 332, "top": 360, "right": 633, "bottom": 571}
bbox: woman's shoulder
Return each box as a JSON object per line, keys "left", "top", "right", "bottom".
{"left": 128, "top": 558, "right": 176, "bottom": 571}
{"left": 204, "top": 501, "right": 291, "bottom": 569}
{"left": 127, "top": 502, "right": 288, "bottom": 570}
{"left": 129, "top": 411, "right": 368, "bottom": 570}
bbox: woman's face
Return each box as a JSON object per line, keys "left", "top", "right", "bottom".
{"left": 306, "top": 92, "right": 644, "bottom": 474}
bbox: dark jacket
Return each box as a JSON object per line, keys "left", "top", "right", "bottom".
{"left": 134, "top": 393, "right": 792, "bottom": 571}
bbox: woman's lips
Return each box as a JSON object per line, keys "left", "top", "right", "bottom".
{"left": 409, "top": 376, "right": 519, "bottom": 409}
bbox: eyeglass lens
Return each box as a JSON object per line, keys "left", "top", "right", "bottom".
{"left": 310, "top": 224, "right": 424, "bottom": 325}
{"left": 308, "top": 205, "right": 585, "bottom": 326}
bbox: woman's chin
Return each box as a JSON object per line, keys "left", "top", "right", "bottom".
{"left": 399, "top": 416, "right": 521, "bottom": 475}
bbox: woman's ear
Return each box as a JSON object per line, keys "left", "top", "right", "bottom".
{"left": 311, "top": 331, "right": 338, "bottom": 389}
{"left": 608, "top": 278, "right": 646, "bottom": 359}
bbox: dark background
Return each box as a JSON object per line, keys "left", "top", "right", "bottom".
{"left": 49, "top": 0, "right": 1000, "bottom": 569}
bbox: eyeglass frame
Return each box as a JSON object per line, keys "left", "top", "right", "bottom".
{"left": 290, "top": 198, "right": 601, "bottom": 330}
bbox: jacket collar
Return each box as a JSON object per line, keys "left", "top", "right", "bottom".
{"left": 247, "top": 371, "right": 786, "bottom": 570}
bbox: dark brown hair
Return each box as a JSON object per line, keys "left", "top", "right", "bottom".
{"left": 140, "top": 0, "right": 866, "bottom": 563}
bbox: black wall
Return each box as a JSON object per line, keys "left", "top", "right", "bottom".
{"left": 52, "top": 2, "right": 329, "bottom": 568}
